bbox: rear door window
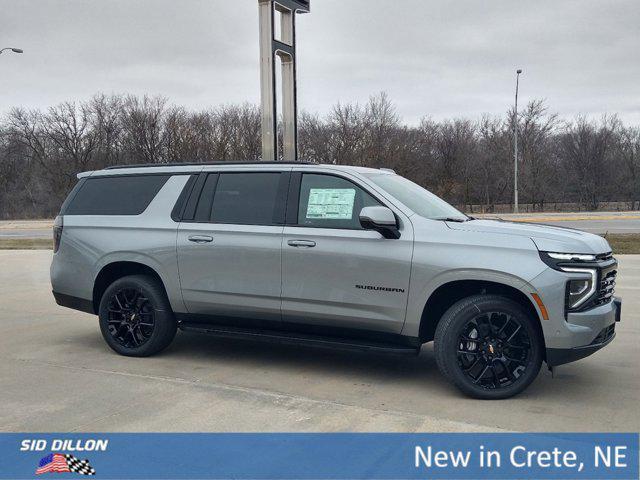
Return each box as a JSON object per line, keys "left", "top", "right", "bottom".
{"left": 208, "top": 173, "right": 287, "bottom": 226}
{"left": 63, "top": 175, "right": 170, "bottom": 215}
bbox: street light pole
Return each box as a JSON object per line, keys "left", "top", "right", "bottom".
{"left": 514, "top": 69, "right": 522, "bottom": 214}
{"left": 0, "top": 47, "right": 23, "bottom": 55}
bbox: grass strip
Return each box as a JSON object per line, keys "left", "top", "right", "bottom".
{"left": 0, "top": 238, "right": 53, "bottom": 250}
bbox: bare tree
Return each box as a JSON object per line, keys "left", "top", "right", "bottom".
{"left": 120, "top": 95, "right": 168, "bottom": 164}
{"left": 476, "top": 115, "right": 511, "bottom": 212}
{"left": 43, "top": 101, "right": 100, "bottom": 186}
{"left": 1, "top": 92, "right": 639, "bottom": 219}
{"left": 617, "top": 125, "right": 640, "bottom": 209}
{"left": 432, "top": 118, "right": 476, "bottom": 206}
{"left": 361, "top": 92, "right": 401, "bottom": 168}
{"left": 298, "top": 111, "right": 333, "bottom": 163}
{"left": 516, "top": 100, "right": 559, "bottom": 210}
{"left": 559, "top": 115, "right": 617, "bottom": 210}
{"left": 90, "top": 94, "right": 124, "bottom": 168}
{"left": 329, "top": 102, "right": 368, "bottom": 166}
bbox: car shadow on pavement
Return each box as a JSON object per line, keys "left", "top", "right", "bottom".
{"left": 161, "top": 332, "right": 615, "bottom": 404}
{"left": 165, "top": 331, "right": 457, "bottom": 391}
{"left": 71, "top": 329, "right": 618, "bottom": 406}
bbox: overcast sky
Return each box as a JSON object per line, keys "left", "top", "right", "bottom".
{"left": 1, "top": 0, "right": 638, "bottom": 124}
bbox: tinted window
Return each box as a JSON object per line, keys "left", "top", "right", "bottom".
{"left": 210, "top": 173, "right": 284, "bottom": 225}
{"left": 297, "top": 174, "right": 381, "bottom": 229}
{"left": 59, "top": 178, "right": 87, "bottom": 214}
{"left": 194, "top": 174, "right": 219, "bottom": 222}
{"left": 64, "top": 175, "right": 170, "bottom": 216}
{"left": 171, "top": 174, "right": 198, "bottom": 222}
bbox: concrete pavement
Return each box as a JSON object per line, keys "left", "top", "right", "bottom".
{"left": 1, "top": 251, "right": 638, "bottom": 432}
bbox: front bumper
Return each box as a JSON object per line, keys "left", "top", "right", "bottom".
{"left": 546, "top": 297, "right": 621, "bottom": 367}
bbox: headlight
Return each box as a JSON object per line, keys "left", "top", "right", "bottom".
{"left": 548, "top": 252, "right": 596, "bottom": 262}
{"left": 562, "top": 267, "right": 597, "bottom": 309}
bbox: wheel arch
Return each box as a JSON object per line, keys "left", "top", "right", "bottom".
{"left": 418, "top": 279, "right": 546, "bottom": 349}
{"left": 92, "top": 261, "right": 169, "bottom": 314}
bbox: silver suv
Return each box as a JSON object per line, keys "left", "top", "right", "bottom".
{"left": 51, "top": 162, "right": 621, "bottom": 399}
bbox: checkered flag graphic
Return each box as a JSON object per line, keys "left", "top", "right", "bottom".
{"left": 64, "top": 454, "right": 96, "bottom": 476}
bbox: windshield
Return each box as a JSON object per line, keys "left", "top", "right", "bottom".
{"left": 363, "top": 173, "right": 468, "bottom": 221}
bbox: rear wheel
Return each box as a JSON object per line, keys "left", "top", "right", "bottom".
{"left": 98, "top": 275, "right": 177, "bottom": 357}
{"left": 434, "top": 295, "right": 543, "bottom": 399}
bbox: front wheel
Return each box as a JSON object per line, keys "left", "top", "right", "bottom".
{"left": 434, "top": 295, "right": 543, "bottom": 399}
{"left": 98, "top": 275, "right": 177, "bottom": 357}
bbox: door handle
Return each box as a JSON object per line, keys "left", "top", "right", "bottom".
{"left": 287, "top": 240, "right": 316, "bottom": 248}
{"left": 188, "top": 235, "right": 214, "bottom": 244}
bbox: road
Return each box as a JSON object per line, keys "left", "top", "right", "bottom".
{"left": 484, "top": 212, "right": 640, "bottom": 234}
{"left": 0, "top": 220, "right": 52, "bottom": 239}
{"left": 0, "top": 228, "right": 51, "bottom": 239}
{"left": 541, "top": 219, "right": 640, "bottom": 234}
{"left": 1, "top": 251, "right": 638, "bottom": 433}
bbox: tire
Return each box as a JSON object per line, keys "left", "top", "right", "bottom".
{"left": 434, "top": 294, "right": 543, "bottom": 399}
{"left": 98, "top": 275, "right": 177, "bottom": 357}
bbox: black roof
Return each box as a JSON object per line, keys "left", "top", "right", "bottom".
{"left": 104, "top": 161, "right": 317, "bottom": 170}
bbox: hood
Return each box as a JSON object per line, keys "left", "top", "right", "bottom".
{"left": 446, "top": 219, "right": 611, "bottom": 254}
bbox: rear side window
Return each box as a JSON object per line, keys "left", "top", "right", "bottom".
{"left": 63, "top": 175, "right": 170, "bottom": 216}
{"left": 58, "top": 178, "right": 87, "bottom": 214}
{"left": 210, "top": 173, "right": 285, "bottom": 225}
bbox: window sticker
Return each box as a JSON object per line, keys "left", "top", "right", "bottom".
{"left": 307, "top": 188, "right": 356, "bottom": 220}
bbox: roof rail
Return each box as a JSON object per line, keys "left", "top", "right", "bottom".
{"left": 104, "top": 161, "right": 317, "bottom": 170}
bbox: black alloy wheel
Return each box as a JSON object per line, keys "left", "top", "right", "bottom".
{"left": 456, "top": 311, "right": 531, "bottom": 389}
{"left": 435, "top": 294, "right": 543, "bottom": 399}
{"left": 106, "top": 288, "right": 156, "bottom": 349}
{"left": 98, "top": 275, "right": 177, "bottom": 357}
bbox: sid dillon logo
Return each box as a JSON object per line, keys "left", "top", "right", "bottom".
{"left": 35, "top": 453, "right": 96, "bottom": 476}
{"left": 22, "top": 438, "right": 106, "bottom": 476}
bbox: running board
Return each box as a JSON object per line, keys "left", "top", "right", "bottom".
{"left": 179, "top": 323, "right": 421, "bottom": 356}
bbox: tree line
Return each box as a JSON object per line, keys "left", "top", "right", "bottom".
{"left": 0, "top": 92, "right": 638, "bottom": 219}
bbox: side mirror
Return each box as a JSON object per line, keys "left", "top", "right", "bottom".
{"left": 359, "top": 206, "right": 400, "bottom": 239}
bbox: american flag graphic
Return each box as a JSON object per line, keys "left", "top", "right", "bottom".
{"left": 36, "top": 453, "right": 96, "bottom": 476}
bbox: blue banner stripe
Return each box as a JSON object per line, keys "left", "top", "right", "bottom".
{"left": 2, "top": 433, "right": 638, "bottom": 479}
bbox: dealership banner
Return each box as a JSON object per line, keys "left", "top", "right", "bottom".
{"left": 1, "top": 433, "right": 637, "bottom": 479}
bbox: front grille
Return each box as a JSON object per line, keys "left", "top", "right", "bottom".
{"left": 591, "top": 323, "right": 615, "bottom": 345}
{"left": 595, "top": 269, "right": 617, "bottom": 306}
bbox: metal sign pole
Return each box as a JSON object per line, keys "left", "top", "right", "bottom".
{"left": 258, "top": 0, "right": 310, "bottom": 161}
